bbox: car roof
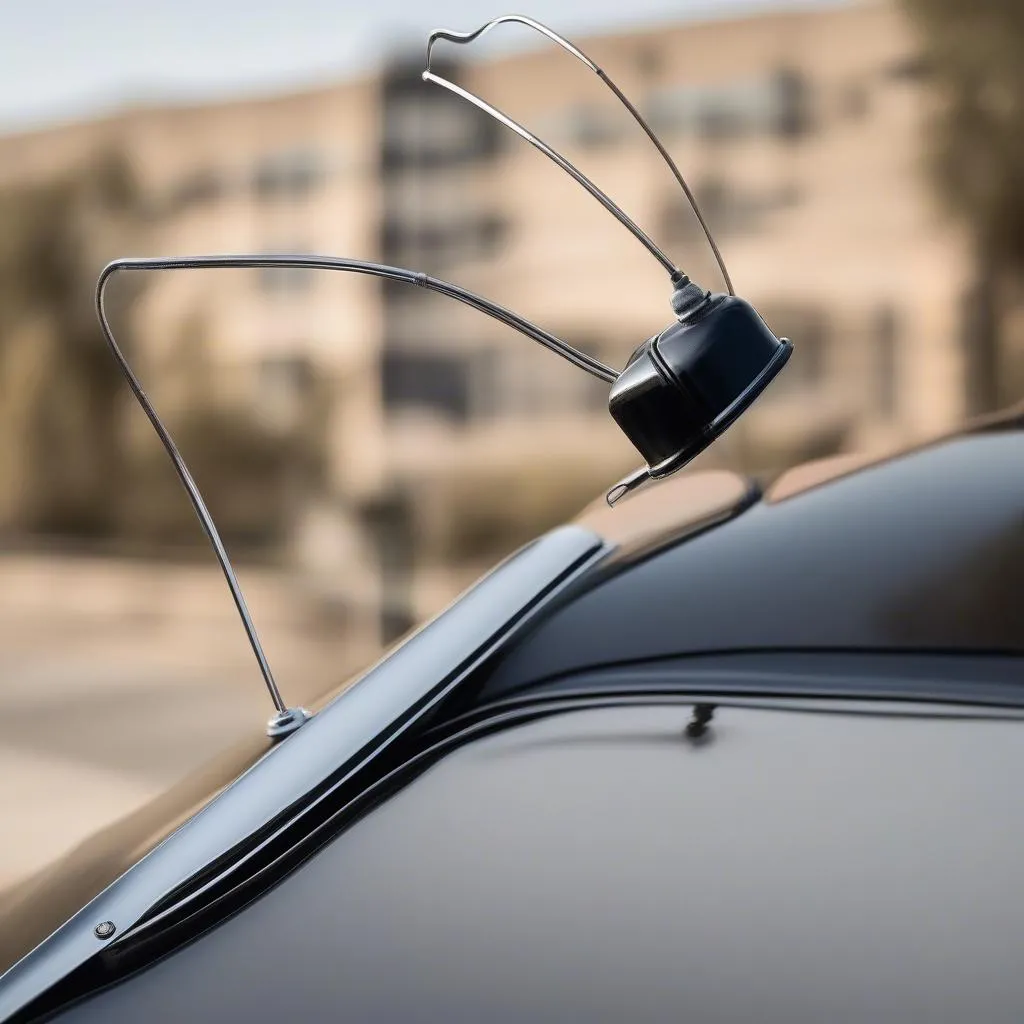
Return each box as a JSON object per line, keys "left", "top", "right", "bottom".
{"left": 484, "top": 413, "right": 1024, "bottom": 694}
{"left": 4, "top": 407, "right": 1020, "bottom": 1015}
{"left": 56, "top": 702, "right": 1024, "bottom": 1024}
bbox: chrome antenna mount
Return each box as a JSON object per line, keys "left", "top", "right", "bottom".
{"left": 96, "top": 254, "right": 617, "bottom": 738}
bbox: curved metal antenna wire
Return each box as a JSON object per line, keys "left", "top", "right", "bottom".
{"left": 424, "top": 27, "right": 679, "bottom": 279}
{"left": 595, "top": 69, "right": 735, "bottom": 296}
{"left": 96, "top": 254, "right": 616, "bottom": 731}
{"left": 424, "top": 14, "right": 734, "bottom": 295}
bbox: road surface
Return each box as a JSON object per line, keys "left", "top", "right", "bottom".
{"left": 0, "top": 551, "right": 380, "bottom": 890}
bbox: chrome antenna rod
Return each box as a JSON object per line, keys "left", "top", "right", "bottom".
{"left": 424, "top": 14, "right": 734, "bottom": 295}
{"left": 96, "top": 254, "right": 617, "bottom": 736}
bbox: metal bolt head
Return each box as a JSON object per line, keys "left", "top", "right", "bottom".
{"left": 94, "top": 921, "right": 116, "bottom": 940}
{"left": 685, "top": 703, "right": 715, "bottom": 740}
{"left": 266, "top": 706, "right": 310, "bottom": 739}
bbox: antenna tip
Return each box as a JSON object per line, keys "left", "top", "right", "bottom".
{"left": 606, "top": 484, "right": 628, "bottom": 507}
{"left": 605, "top": 465, "right": 650, "bottom": 506}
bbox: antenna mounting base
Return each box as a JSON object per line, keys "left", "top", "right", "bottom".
{"left": 266, "top": 707, "right": 311, "bottom": 740}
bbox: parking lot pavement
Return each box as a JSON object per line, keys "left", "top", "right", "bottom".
{"left": 0, "top": 743, "right": 162, "bottom": 890}
{"left": 0, "top": 654, "right": 280, "bottom": 891}
{"left": 0, "top": 552, "right": 380, "bottom": 891}
{"left": 0, "top": 546, "right": 490, "bottom": 891}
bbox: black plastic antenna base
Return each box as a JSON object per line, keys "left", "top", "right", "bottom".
{"left": 609, "top": 293, "right": 792, "bottom": 481}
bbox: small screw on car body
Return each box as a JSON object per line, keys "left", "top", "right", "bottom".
{"left": 685, "top": 704, "right": 715, "bottom": 740}
{"left": 93, "top": 921, "right": 116, "bottom": 940}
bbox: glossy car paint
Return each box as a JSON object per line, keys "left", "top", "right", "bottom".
{"left": 0, "top": 526, "right": 605, "bottom": 1020}
{"left": 56, "top": 702, "right": 1024, "bottom": 1024}
{"left": 3, "top": 415, "right": 1021, "bottom": 1022}
{"left": 486, "top": 431, "right": 1024, "bottom": 694}
{"left": 0, "top": 468, "right": 764, "bottom": 1004}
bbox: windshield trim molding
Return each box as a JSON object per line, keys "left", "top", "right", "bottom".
{"left": 0, "top": 526, "right": 606, "bottom": 1024}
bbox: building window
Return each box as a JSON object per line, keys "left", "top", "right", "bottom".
{"left": 773, "top": 67, "right": 812, "bottom": 141}
{"left": 380, "top": 276, "right": 413, "bottom": 306}
{"left": 875, "top": 304, "right": 899, "bottom": 418}
{"left": 256, "top": 246, "right": 317, "bottom": 294}
{"left": 257, "top": 354, "right": 316, "bottom": 432}
{"left": 475, "top": 214, "right": 507, "bottom": 257}
{"left": 548, "top": 104, "right": 624, "bottom": 150}
{"left": 474, "top": 340, "right": 610, "bottom": 420}
{"left": 757, "top": 304, "right": 829, "bottom": 391}
{"left": 662, "top": 178, "right": 721, "bottom": 243}
{"left": 634, "top": 45, "right": 664, "bottom": 79}
{"left": 884, "top": 54, "right": 932, "bottom": 82}
{"left": 382, "top": 349, "right": 472, "bottom": 421}
{"left": 381, "top": 61, "right": 502, "bottom": 173}
{"left": 645, "top": 70, "right": 815, "bottom": 141}
{"left": 661, "top": 175, "right": 801, "bottom": 243}
{"left": 252, "top": 148, "right": 324, "bottom": 199}
{"left": 166, "top": 168, "right": 225, "bottom": 214}
{"left": 381, "top": 213, "right": 508, "bottom": 267}
{"left": 565, "top": 335, "right": 613, "bottom": 411}
{"left": 839, "top": 81, "right": 870, "bottom": 121}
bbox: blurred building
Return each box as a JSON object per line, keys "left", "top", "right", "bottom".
{"left": 0, "top": 1, "right": 973, "bottom": 616}
{"left": 442, "top": 0, "right": 969, "bottom": 470}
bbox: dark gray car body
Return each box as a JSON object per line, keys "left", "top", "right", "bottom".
{"left": 2, "top": 407, "right": 1022, "bottom": 1022}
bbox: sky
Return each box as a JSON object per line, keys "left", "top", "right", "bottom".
{"left": 0, "top": 0, "right": 834, "bottom": 133}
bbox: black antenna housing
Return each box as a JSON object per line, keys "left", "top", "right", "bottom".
{"left": 608, "top": 288, "right": 792, "bottom": 501}
{"left": 423, "top": 15, "right": 793, "bottom": 506}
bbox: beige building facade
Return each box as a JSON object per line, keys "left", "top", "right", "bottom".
{"left": 445, "top": 1, "right": 969, "bottom": 467}
{"left": 0, "top": 2, "right": 973, "bottom": 568}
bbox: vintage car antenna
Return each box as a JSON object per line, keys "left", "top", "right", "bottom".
{"left": 96, "top": 16, "right": 792, "bottom": 738}
{"left": 95, "top": 254, "right": 618, "bottom": 738}
{"left": 424, "top": 14, "right": 793, "bottom": 504}
{"left": 424, "top": 13, "right": 732, "bottom": 294}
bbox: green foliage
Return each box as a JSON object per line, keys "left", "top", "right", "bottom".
{"left": 116, "top": 310, "right": 331, "bottom": 553}
{"left": 0, "top": 150, "right": 144, "bottom": 534}
{"left": 904, "top": 0, "right": 1024, "bottom": 269}
{"left": 120, "top": 404, "right": 319, "bottom": 551}
{"left": 903, "top": 0, "right": 1024, "bottom": 411}
{"left": 0, "top": 153, "right": 330, "bottom": 549}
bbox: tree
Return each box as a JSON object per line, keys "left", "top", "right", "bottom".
{"left": 0, "top": 150, "right": 144, "bottom": 534}
{"left": 902, "top": 0, "right": 1024, "bottom": 413}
